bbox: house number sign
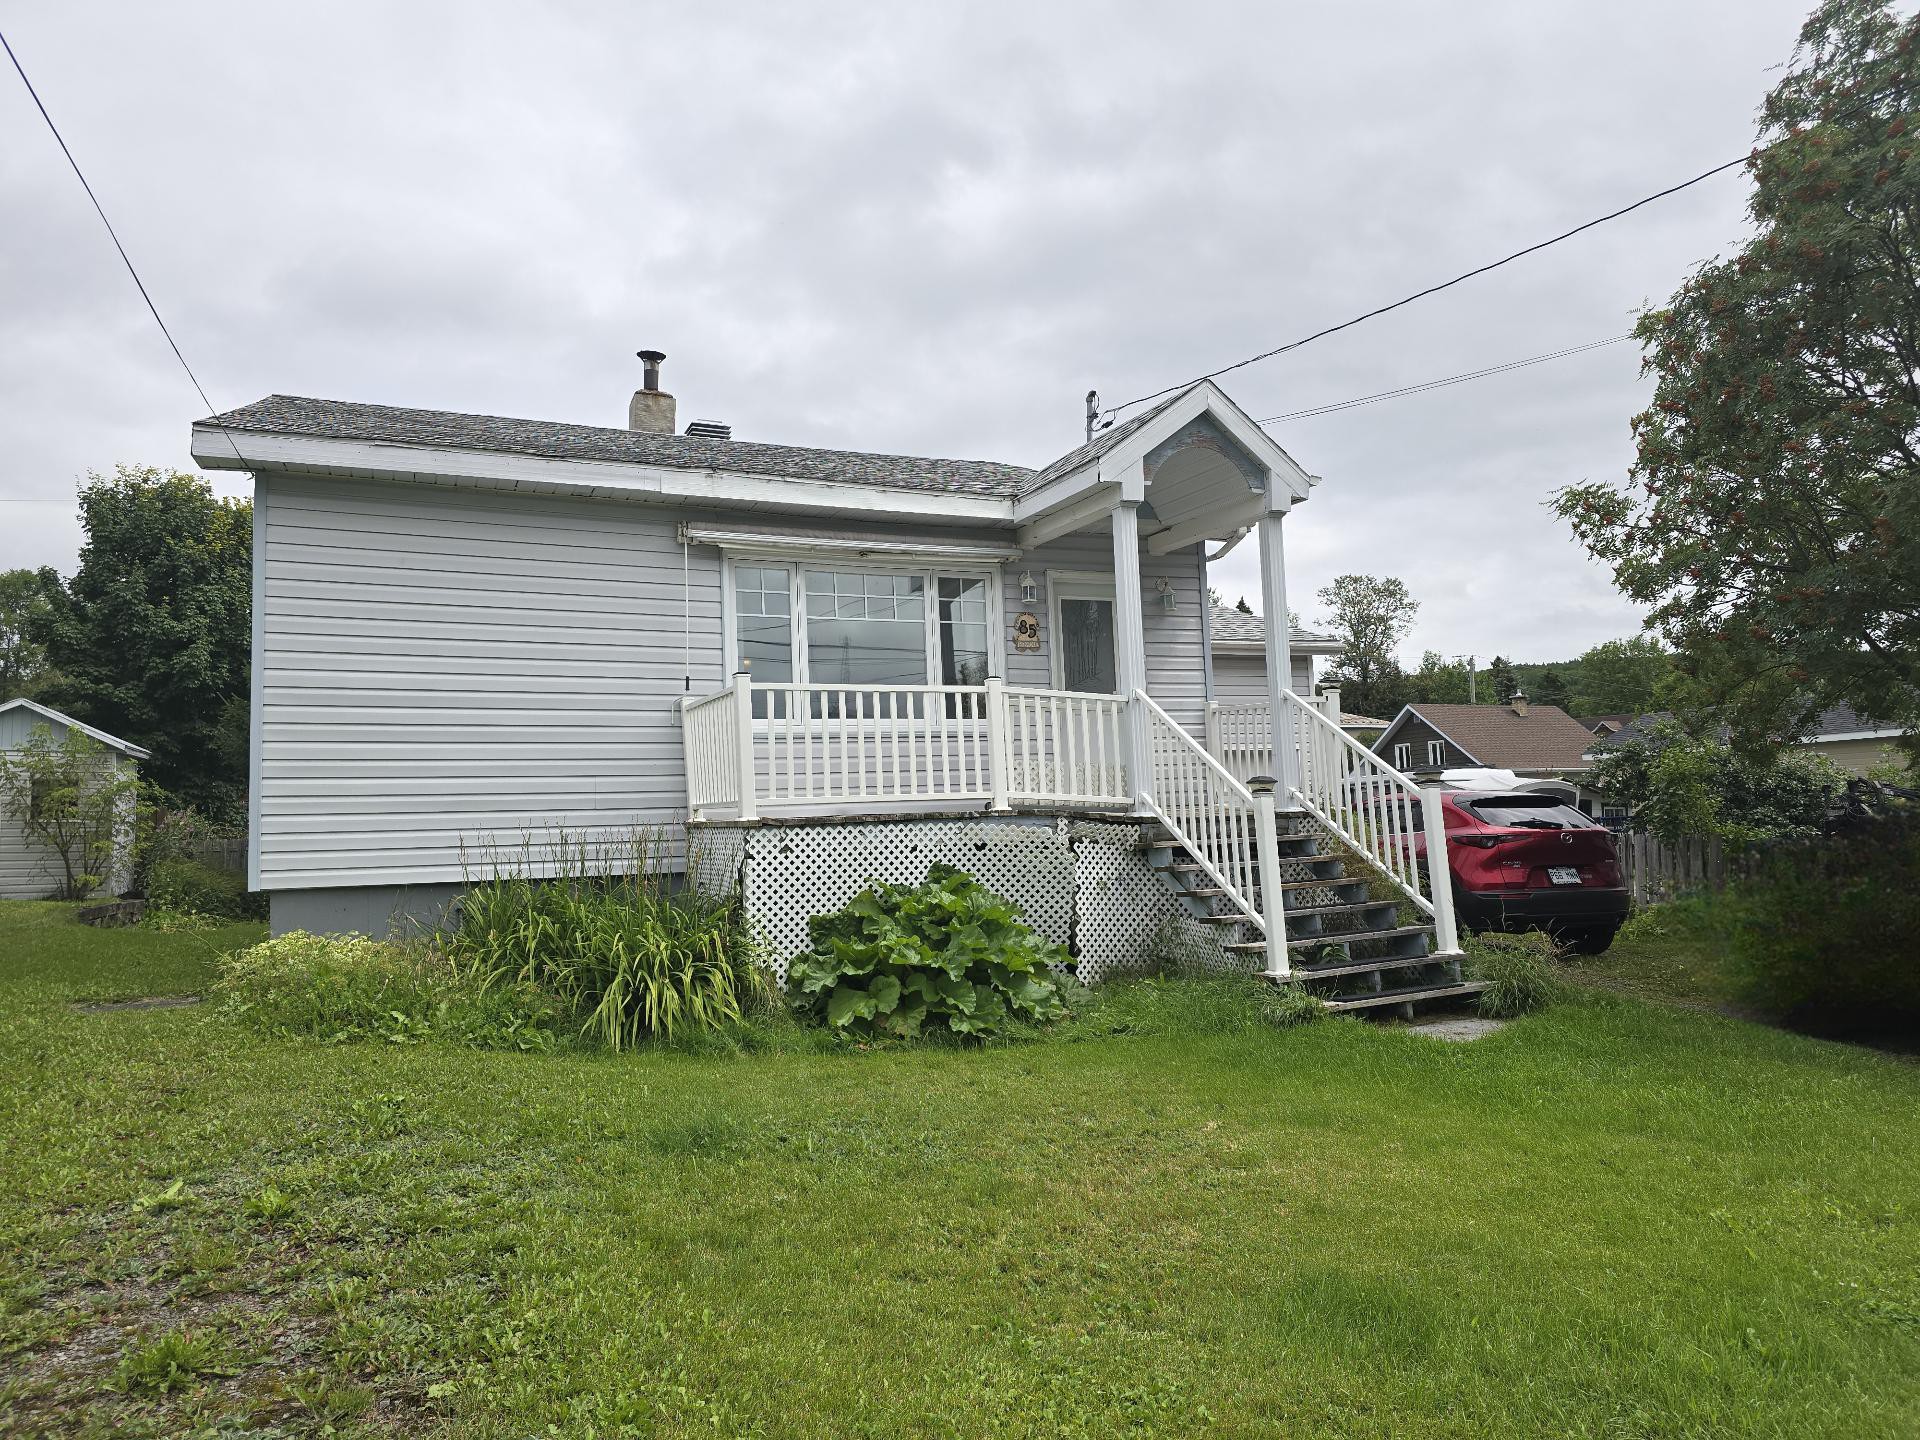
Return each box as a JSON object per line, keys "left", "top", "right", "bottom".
{"left": 1012, "top": 612, "right": 1041, "bottom": 652}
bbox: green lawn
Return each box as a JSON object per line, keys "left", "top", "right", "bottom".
{"left": 3, "top": 904, "right": 1919, "bottom": 1437}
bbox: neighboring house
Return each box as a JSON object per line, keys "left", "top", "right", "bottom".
{"left": 195, "top": 365, "right": 1455, "bottom": 982}
{"left": 1207, "top": 605, "right": 1341, "bottom": 702}
{"left": 1372, "top": 694, "right": 1598, "bottom": 781}
{"left": 1601, "top": 704, "right": 1911, "bottom": 777}
{"left": 0, "top": 698, "right": 147, "bottom": 899}
{"left": 1578, "top": 713, "right": 1635, "bottom": 738}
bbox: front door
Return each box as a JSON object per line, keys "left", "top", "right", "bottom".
{"left": 1055, "top": 588, "right": 1118, "bottom": 694}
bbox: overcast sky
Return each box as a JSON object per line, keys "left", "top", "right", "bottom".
{"left": 1, "top": 0, "right": 1817, "bottom": 663}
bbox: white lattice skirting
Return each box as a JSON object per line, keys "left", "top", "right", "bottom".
{"left": 688, "top": 815, "right": 1245, "bottom": 986}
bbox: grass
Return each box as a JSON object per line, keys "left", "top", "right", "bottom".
{"left": 1564, "top": 895, "right": 1744, "bottom": 1011}
{"left": 2, "top": 902, "right": 1919, "bottom": 1436}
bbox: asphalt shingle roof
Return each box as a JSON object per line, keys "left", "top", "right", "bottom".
{"left": 1602, "top": 703, "right": 1905, "bottom": 749}
{"left": 1022, "top": 391, "right": 1187, "bottom": 493}
{"left": 1207, "top": 605, "right": 1340, "bottom": 647}
{"left": 202, "top": 395, "right": 1042, "bottom": 499}
{"left": 1396, "top": 702, "right": 1599, "bottom": 772}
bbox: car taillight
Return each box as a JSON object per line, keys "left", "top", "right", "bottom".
{"left": 1454, "top": 833, "right": 1523, "bottom": 848}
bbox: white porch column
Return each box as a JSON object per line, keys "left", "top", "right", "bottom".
{"left": 1112, "top": 499, "right": 1153, "bottom": 814}
{"left": 1256, "top": 510, "right": 1300, "bottom": 804}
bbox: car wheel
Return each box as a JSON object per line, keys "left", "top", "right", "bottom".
{"left": 1564, "top": 925, "right": 1620, "bottom": 956}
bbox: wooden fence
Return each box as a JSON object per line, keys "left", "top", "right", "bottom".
{"left": 1617, "top": 830, "right": 1767, "bottom": 905}
{"left": 184, "top": 834, "right": 247, "bottom": 874}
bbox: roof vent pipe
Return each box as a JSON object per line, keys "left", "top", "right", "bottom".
{"left": 630, "top": 350, "right": 676, "bottom": 434}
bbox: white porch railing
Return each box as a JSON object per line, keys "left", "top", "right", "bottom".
{"left": 1274, "top": 688, "right": 1460, "bottom": 954}
{"left": 1003, "top": 688, "right": 1131, "bottom": 807}
{"left": 680, "top": 675, "right": 1133, "bottom": 821}
{"left": 1206, "top": 700, "right": 1275, "bottom": 785}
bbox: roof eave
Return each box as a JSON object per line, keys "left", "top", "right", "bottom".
{"left": 190, "top": 426, "right": 1016, "bottom": 527}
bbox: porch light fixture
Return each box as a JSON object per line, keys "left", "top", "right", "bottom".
{"left": 1156, "top": 576, "right": 1177, "bottom": 611}
{"left": 1019, "top": 571, "right": 1038, "bottom": 604}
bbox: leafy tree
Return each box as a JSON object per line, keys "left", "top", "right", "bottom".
{"left": 1531, "top": 669, "right": 1572, "bottom": 710}
{"left": 1317, "top": 575, "right": 1417, "bottom": 718}
{"left": 1485, "top": 656, "right": 1518, "bottom": 704}
{"left": 0, "top": 723, "right": 141, "bottom": 899}
{"left": 1587, "top": 719, "right": 1845, "bottom": 842}
{"left": 0, "top": 568, "right": 61, "bottom": 698}
{"left": 1555, "top": 0, "right": 1920, "bottom": 746}
{"left": 1407, "top": 650, "right": 1473, "bottom": 705}
{"left": 34, "top": 467, "right": 251, "bottom": 815}
{"left": 1567, "top": 635, "right": 1674, "bottom": 716}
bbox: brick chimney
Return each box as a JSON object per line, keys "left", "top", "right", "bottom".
{"left": 629, "top": 350, "right": 676, "bottom": 434}
{"left": 1508, "top": 690, "right": 1530, "bottom": 716}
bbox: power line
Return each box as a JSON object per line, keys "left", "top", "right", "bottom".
{"left": 1259, "top": 333, "right": 1635, "bottom": 424}
{"left": 0, "top": 25, "right": 244, "bottom": 463}
{"left": 1100, "top": 85, "right": 1907, "bottom": 424}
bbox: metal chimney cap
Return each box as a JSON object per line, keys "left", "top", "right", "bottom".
{"left": 636, "top": 349, "right": 667, "bottom": 364}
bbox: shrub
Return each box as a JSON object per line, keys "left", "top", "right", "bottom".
{"left": 215, "top": 930, "right": 562, "bottom": 1051}
{"left": 1464, "top": 930, "right": 1564, "bottom": 1018}
{"left": 443, "top": 840, "right": 762, "bottom": 1049}
{"left": 788, "top": 865, "right": 1069, "bottom": 1040}
{"left": 1727, "top": 817, "right": 1920, "bottom": 1038}
{"left": 147, "top": 856, "right": 266, "bottom": 921}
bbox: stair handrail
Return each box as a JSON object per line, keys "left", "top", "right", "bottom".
{"left": 1134, "top": 690, "right": 1291, "bottom": 974}
{"left": 1274, "top": 688, "right": 1460, "bottom": 953}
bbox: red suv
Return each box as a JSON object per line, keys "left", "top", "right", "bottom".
{"left": 1416, "top": 790, "right": 1628, "bottom": 953}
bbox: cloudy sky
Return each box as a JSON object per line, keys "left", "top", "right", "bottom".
{"left": 1, "top": 0, "right": 1815, "bottom": 663}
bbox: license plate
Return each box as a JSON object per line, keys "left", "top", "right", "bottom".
{"left": 1548, "top": 866, "right": 1582, "bottom": 886}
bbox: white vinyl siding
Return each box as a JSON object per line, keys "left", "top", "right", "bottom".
{"left": 1210, "top": 651, "right": 1314, "bottom": 706}
{"left": 1002, "top": 533, "right": 1209, "bottom": 732}
{"left": 254, "top": 475, "right": 728, "bottom": 889}
{"left": 0, "top": 710, "right": 135, "bottom": 898}
{"left": 254, "top": 476, "right": 1224, "bottom": 890}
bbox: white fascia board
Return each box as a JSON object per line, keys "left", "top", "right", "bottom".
{"left": 681, "top": 525, "right": 1021, "bottom": 563}
{"left": 1100, "top": 383, "right": 1316, "bottom": 508}
{"left": 1011, "top": 465, "right": 1117, "bottom": 526}
{"left": 0, "top": 697, "right": 150, "bottom": 758}
{"left": 1806, "top": 727, "right": 1907, "bottom": 743}
{"left": 189, "top": 427, "right": 1015, "bottom": 527}
{"left": 1212, "top": 636, "right": 1345, "bottom": 656}
{"left": 1015, "top": 483, "right": 1120, "bottom": 548}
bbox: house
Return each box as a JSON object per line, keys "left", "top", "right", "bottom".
{"left": 1372, "top": 693, "right": 1598, "bottom": 781}
{"left": 1600, "top": 704, "right": 1910, "bottom": 777}
{"left": 1207, "top": 605, "right": 1341, "bottom": 702}
{"left": 1578, "top": 713, "right": 1635, "bottom": 738}
{"left": 0, "top": 698, "right": 147, "bottom": 899}
{"left": 189, "top": 362, "right": 1478, "bottom": 1007}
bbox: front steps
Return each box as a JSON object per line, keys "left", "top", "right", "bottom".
{"left": 1140, "top": 817, "right": 1487, "bottom": 1019}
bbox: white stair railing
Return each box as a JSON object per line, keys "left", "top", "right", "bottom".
{"left": 1275, "top": 688, "right": 1460, "bottom": 954}
{"left": 1137, "top": 691, "right": 1291, "bottom": 977}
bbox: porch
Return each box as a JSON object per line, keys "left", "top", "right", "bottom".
{"left": 680, "top": 675, "right": 1463, "bottom": 979}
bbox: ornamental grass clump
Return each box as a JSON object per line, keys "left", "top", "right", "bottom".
{"left": 444, "top": 832, "right": 763, "bottom": 1049}
{"left": 788, "top": 865, "right": 1070, "bottom": 1041}
{"left": 1463, "top": 929, "right": 1565, "bottom": 1018}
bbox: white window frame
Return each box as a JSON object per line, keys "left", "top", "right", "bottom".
{"left": 1392, "top": 741, "right": 1413, "bottom": 771}
{"left": 720, "top": 551, "right": 1006, "bottom": 697}
{"left": 1047, "top": 570, "right": 1118, "bottom": 693}
{"left": 1426, "top": 740, "right": 1446, "bottom": 768}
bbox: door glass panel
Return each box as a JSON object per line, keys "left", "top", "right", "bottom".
{"left": 1060, "top": 596, "right": 1117, "bottom": 693}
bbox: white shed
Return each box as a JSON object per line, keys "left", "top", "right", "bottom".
{"left": 0, "top": 698, "right": 149, "bottom": 899}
